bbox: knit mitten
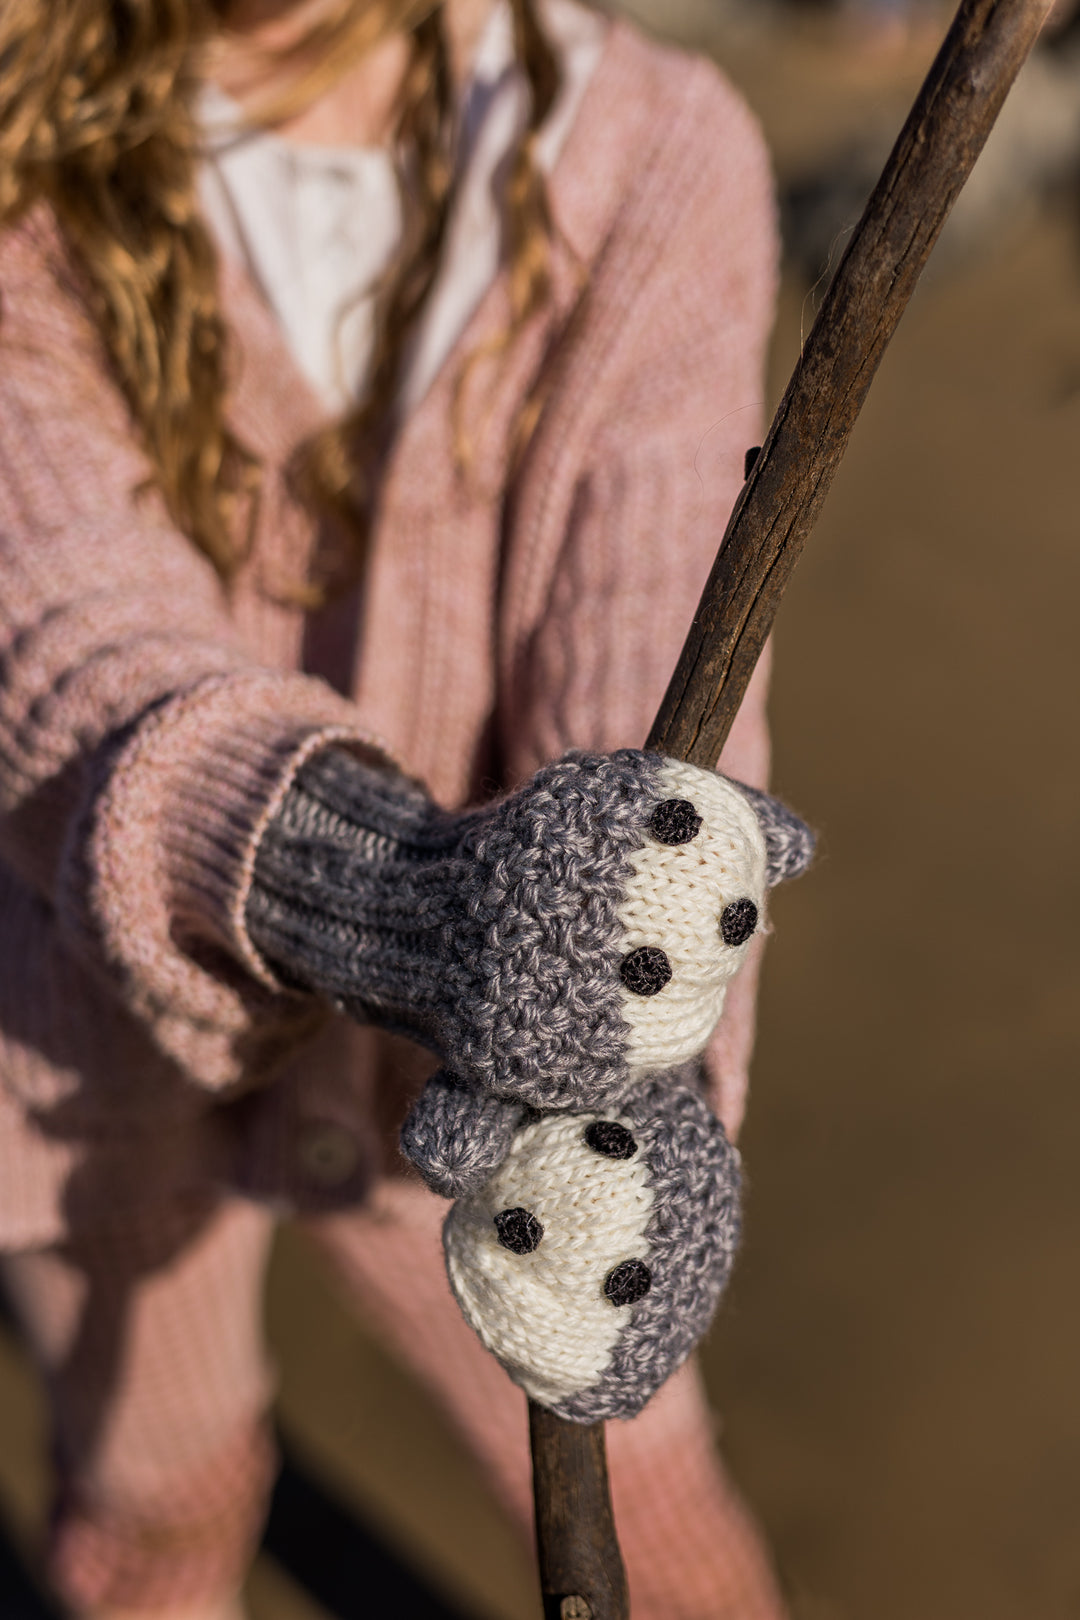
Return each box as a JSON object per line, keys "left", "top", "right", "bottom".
{"left": 247, "top": 746, "right": 813, "bottom": 1110}
{"left": 402, "top": 1068, "right": 739, "bottom": 1421}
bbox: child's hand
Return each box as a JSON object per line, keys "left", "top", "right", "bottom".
{"left": 403, "top": 1069, "right": 740, "bottom": 1421}
{"left": 247, "top": 748, "right": 813, "bottom": 1111}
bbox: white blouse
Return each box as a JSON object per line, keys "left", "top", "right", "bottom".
{"left": 199, "top": 0, "right": 606, "bottom": 415}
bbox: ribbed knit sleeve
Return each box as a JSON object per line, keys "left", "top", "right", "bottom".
{"left": 498, "top": 48, "right": 780, "bottom": 1134}
{"left": 0, "top": 211, "right": 385, "bottom": 1089}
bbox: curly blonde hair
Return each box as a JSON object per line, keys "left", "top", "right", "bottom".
{"left": 0, "top": 0, "right": 562, "bottom": 583}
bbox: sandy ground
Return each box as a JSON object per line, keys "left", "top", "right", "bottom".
{"left": 2, "top": 8, "right": 1079, "bottom": 1619}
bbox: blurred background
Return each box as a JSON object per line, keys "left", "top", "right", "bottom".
{"left": 3, "top": 1, "right": 1080, "bottom": 1615}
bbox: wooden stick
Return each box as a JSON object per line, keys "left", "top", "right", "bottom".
{"left": 531, "top": 0, "right": 1051, "bottom": 1611}
{"left": 530, "top": 1403, "right": 629, "bottom": 1620}
{"left": 647, "top": 0, "right": 1053, "bottom": 766}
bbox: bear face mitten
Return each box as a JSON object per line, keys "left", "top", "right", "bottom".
{"left": 402, "top": 1070, "right": 740, "bottom": 1421}
{"left": 247, "top": 746, "right": 813, "bottom": 1110}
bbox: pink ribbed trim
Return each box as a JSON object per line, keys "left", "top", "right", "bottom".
{"left": 62, "top": 668, "right": 393, "bottom": 1090}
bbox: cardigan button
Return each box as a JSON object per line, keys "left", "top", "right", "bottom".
{"left": 297, "top": 1123, "right": 359, "bottom": 1188}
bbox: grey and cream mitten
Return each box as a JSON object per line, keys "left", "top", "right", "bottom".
{"left": 247, "top": 746, "right": 813, "bottom": 1110}
{"left": 401, "top": 1069, "right": 740, "bottom": 1421}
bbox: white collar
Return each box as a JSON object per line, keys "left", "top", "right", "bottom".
{"left": 198, "top": 0, "right": 606, "bottom": 412}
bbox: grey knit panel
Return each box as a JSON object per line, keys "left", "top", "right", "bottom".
{"left": 729, "top": 779, "right": 816, "bottom": 888}
{"left": 400, "top": 1071, "right": 527, "bottom": 1199}
{"left": 551, "top": 1067, "right": 741, "bottom": 1423}
{"left": 446, "top": 750, "right": 665, "bottom": 1109}
{"left": 247, "top": 746, "right": 665, "bottom": 1108}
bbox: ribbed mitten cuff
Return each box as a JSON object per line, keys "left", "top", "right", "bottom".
{"left": 246, "top": 747, "right": 469, "bottom": 1044}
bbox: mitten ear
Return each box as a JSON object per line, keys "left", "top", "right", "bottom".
{"left": 729, "top": 781, "right": 816, "bottom": 888}
{"left": 400, "top": 1072, "right": 526, "bottom": 1198}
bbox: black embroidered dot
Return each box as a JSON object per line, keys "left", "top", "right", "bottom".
{"left": 604, "top": 1259, "right": 652, "bottom": 1307}
{"left": 584, "top": 1120, "right": 638, "bottom": 1160}
{"left": 720, "top": 898, "right": 758, "bottom": 947}
{"left": 494, "top": 1208, "right": 544, "bottom": 1255}
{"left": 649, "top": 798, "right": 702, "bottom": 845}
{"left": 619, "top": 946, "right": 672, "bottom": 996}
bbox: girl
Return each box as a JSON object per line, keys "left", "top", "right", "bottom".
{"left": 0, "top": 1, "right": 785, "bottom": 1615}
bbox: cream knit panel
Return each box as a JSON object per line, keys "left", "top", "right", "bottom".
{"left": 619, "top": 761, "right": 768, "bottom": 1074}
{"left": 445, "top": 1111, "right": 654, "bottom": 1406}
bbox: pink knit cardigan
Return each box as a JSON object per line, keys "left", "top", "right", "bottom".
{"left": 0, "top": 20, "right": 777, "bottom": 1248}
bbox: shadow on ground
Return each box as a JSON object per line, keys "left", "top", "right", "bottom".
{"left": 262, "top": 1443, "right": 470, "bottom": 1620}
{"left": 0, "top": 1520, "right": 62, "bottom": 1620}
